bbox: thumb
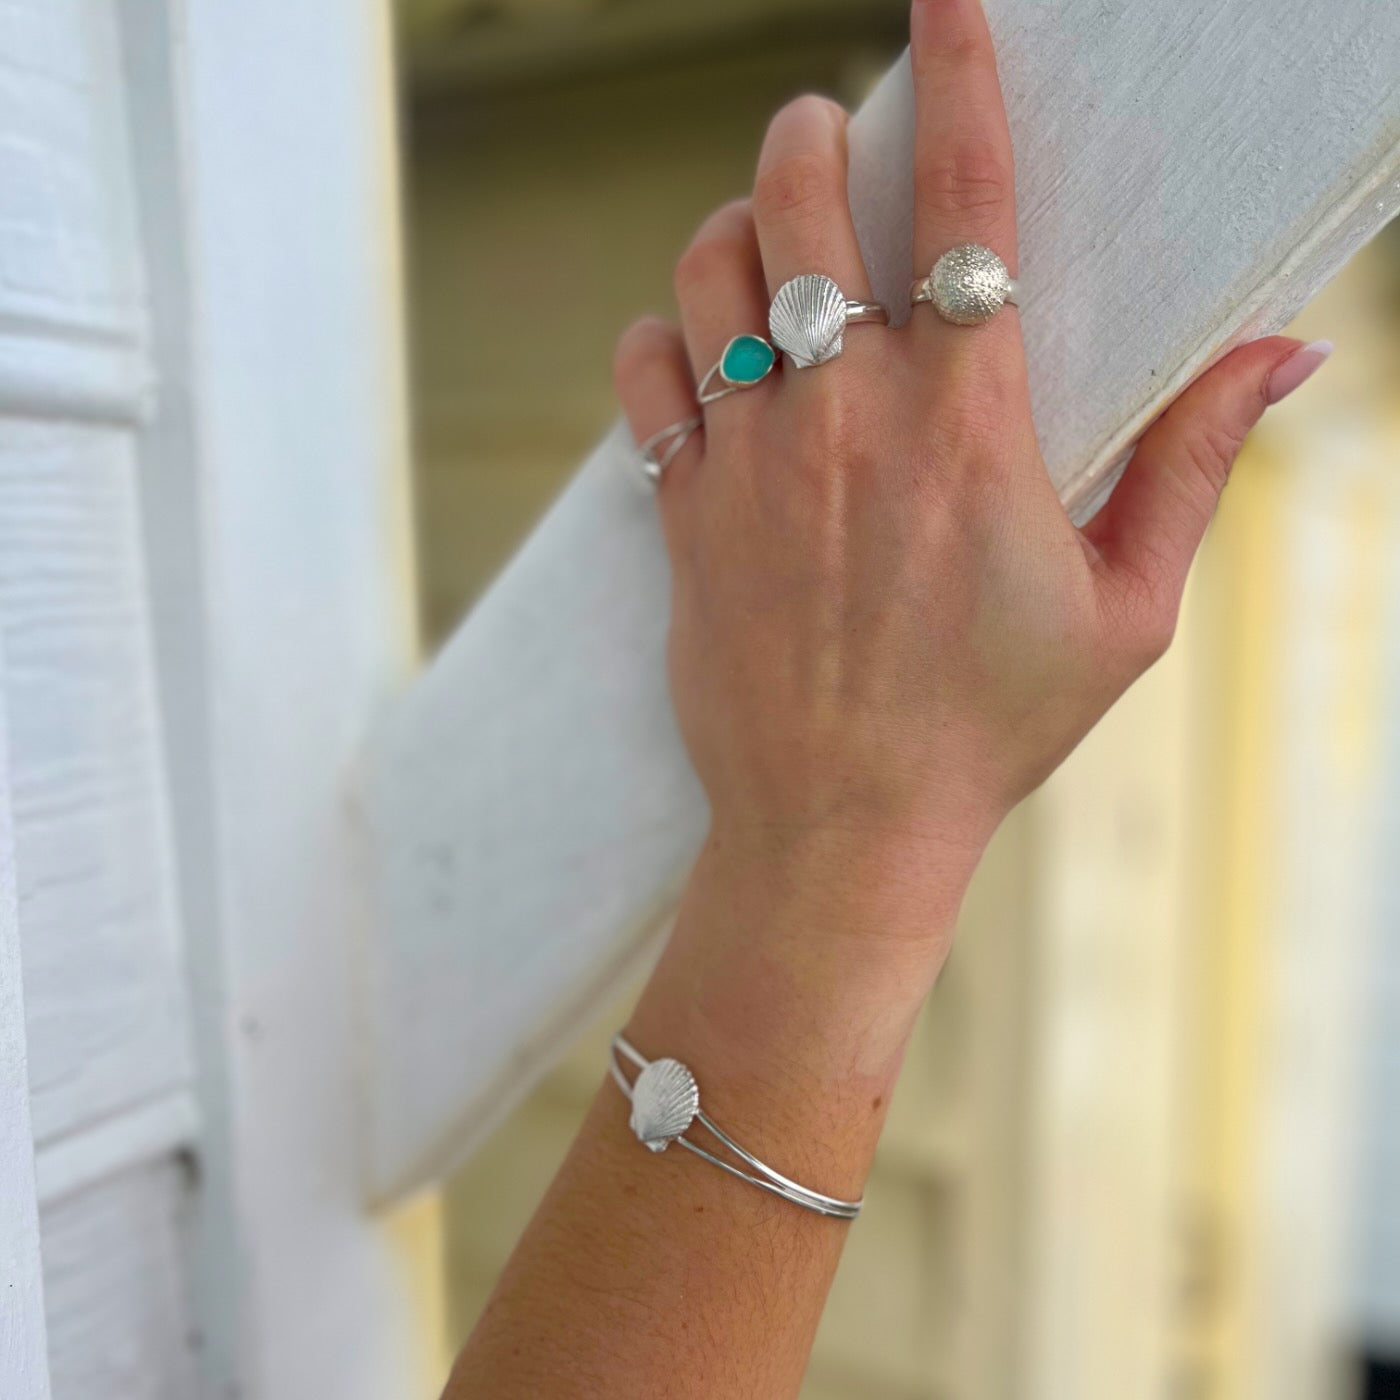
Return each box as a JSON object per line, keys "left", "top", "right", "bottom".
{"left": 1084, "top": 336, "right": 1332, "bottom": 609}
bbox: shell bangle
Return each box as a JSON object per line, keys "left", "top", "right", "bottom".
{"left": 608, "top": 1033, "right": 864, "bottom": 1220}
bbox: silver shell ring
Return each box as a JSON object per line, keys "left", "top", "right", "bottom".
{"left": 697, "top": 333, "right": 779, "bottom": 405}
{"left": 912, "top": 244, "right": 1020, "bottom": 327}
{"left": 769, "top": 273, "right": 890, "bottom": 369}
{"left": 636, "top": 414, "right": 702, "bottom": 484}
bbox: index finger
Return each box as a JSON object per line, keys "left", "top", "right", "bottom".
{"left": 910, "top": 0, "right": 1019, "bottom": 282}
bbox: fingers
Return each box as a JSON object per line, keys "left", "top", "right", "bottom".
{"left": 673, "top": 200, "right": 771, "bottom": 386}
{"left": 752, "top": 94, "right": 872, "bottom": 300}
{"left": 1084, "top": 337, "right": 1333, "bottom": 624}
{"left": 910, "top": 0, "right": 1019, "bottom": 279}
{"left": 613, "top": 316, "right": 704, "bottom": 490}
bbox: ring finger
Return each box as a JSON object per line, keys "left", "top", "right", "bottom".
{"left": 673, "top": 199, "right": 773, "bottom": 394}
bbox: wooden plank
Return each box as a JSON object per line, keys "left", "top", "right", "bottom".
{"left": 108, "top": 0, "right": 241, "bottom": 1393}
{"left": 0, "top": 421, "right": 192, "bottom": 1149}
{"left": 2, "top": 5, "right": 199, "bottom": 1394}
{"left": 39, "top": 1159, "right": 196, "bottom": 1400}
{"left": 0, "top": 0, "right": 147, "bottom": 337}
{"left": 34, "top": 1089, "right": 198, "bottom": 1208}
{"left": 0, "top": 324, "right": 151, "bottom": 427}
{"left": 162, "top": 0, "right": 439, "bottom": 1393}
{"left": 360, "top": 3, "right": 1400, "bottom": 1200}
{"left": 0, "top": 641, "right": 51, "bottom": 1400}
{"left": 0, "top": 0, "right": 191, "bottom": 1158}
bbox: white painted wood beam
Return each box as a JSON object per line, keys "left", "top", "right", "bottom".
{"left": 169, "top": 0, "right": 436, "bottom": 1394}
{"left": 0, "top": 650, "right": 51, "bottom": 1400}
{"left": 361, "top": 2, "right": 1400, "bottom": 1201}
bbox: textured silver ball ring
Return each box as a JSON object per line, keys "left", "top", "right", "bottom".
{"left": 911, "top": 244, "right": 1020, "bottom": 327}
{"left": 769, "top": 274, "right": 890, "bottom": 369}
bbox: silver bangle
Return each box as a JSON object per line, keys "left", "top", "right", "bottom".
{"left": 608, "top": 1033, "right": 864, "bottom": 1220}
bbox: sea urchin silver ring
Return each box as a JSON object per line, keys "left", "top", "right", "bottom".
{"left": 912, "top": 243, "right": 1020, "bottom": 327}
{"left": 609, "top": 1033, "right": 864, "bottom": 1220}
{"left": 769, "top": 273, "right": 890, "bottom": 369}
{"left": 697, "top": 333, "right": 779, "bottom": 404}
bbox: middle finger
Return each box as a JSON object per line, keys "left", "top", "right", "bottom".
{"left": 751, "top": 94, "right": 874, "bottom": 305}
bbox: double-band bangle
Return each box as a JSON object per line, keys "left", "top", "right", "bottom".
{"left": 608, "top": 1033, "right": 864, "bottom": 1221}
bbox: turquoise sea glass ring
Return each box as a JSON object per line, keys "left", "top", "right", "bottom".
{"left": 698, "top": 334, "right": 778, "bottom": 404}
{"left": 721, "top": 335, "right": 776, "bottom": 385}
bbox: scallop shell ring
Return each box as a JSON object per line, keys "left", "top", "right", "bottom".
{"left": 912, "top": 244, "right": 1020, "bottom": 327}
{"left": 769, "top": 273, "right": 890, "bottom": 369}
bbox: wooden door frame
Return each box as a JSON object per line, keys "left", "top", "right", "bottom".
{"left": 120, "top": 0, "right": 435, "bottom": 1393}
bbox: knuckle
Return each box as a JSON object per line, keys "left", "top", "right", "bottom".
{"left": 673, "top": 235, "right": 740, "bottom": 301}
{"left": 712, "top": 197, "right": 757, "bottom": 239}
{"left": 782, "top": 92, "right": 848, "bottom": 132}
{"left": 785, "top": 384, "right": 870, "bottom": 479}
{"left": 687, "top": 197, "right": 755, "bottom": 251}
{"left": 913, "top": 4, "right": 984, "bottom": 63}
{"left": 917, "top": 136, "right": 1011, "bottom": 226}
{"left": 940, "top": 399, "right": 1006, "bottom": 466}
{"left": 1180, "top": 417, "right": 1247, "bottom": 498}
{"left": 928, "top": 354, "right": 1024, "bottom": 457}
{"left": 753, "top": 151, "right": 838, "bottom": 229}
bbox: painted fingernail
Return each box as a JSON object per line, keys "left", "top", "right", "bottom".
{"left": 1266, "top": 340, "right": 1334, "bottom": 405}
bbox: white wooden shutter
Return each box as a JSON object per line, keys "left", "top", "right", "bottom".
{"left": 2, "top": 0, "right": 426, "bottom": 1395}
{"left": 0, "top": 658, "right": 49, "bottom": 1400}
{"left": 0, "top": 2, "right": 200, "bottom": 1395}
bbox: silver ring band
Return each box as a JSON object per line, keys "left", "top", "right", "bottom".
{"left": 770, "top": 274, "right": 890, "bottom": 369}
{"left": 697, "top": 333, "right": 779, "bottom": 405}
{"left": 911, "top": 277, "right": 1020, "bottom": 310}
{"left": 844, "top": 298, "right": 890, "bottom": 325}
{"left": 609, "top": 1033, "right": 864, "bottom": 1221}
{"left": 912, "top": 244, "right": 1020, "bottom": 326}
{"left": 636, "top": 415, "right": 702, "bottom": 483}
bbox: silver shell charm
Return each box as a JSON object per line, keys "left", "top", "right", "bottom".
{"left": 769, "top": 274, "right": 849, "bottom": 368}
{"left": 929, "top": 244, "right": 1012, "bottom": 326}
{"left": 628, "top": 1057, "right": 700, "bottom": 1153}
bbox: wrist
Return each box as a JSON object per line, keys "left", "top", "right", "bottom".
{"left": 621, "top": 819, "right": 987, "bottom": 1190}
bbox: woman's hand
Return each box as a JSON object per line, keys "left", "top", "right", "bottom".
{"left": 450, "top": 4, "right": 1330, "bottom": 1394}
{"left": 615, "top": 1, "right": 1329, "bottom": 873}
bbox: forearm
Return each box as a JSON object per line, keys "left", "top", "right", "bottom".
{"left": 446, "top": 822, "right": 986, "bottom": 1399}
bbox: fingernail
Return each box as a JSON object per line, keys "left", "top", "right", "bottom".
{"left": 1266, "top": 339, "right": 1334, "bottom": 405}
